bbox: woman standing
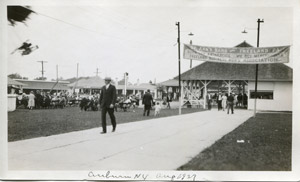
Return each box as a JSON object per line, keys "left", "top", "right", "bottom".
{"left": 28, "top": 91, "right": 35, "bottom": 110}
{"left": 221, "top": 93, "right": 227, "bottom": 111}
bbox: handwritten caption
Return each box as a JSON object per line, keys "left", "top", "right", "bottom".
{"left": 88, "top": 170, "right": 197, "bottom": 181}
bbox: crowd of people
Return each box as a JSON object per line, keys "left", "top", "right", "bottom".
{"left": 17, "top": 90, "right": 69, "bottom": 109}
{"left": 206, "top": 92, "right": 248, "bottom": 114}
{"left": 16, "top": 88, "right": 247, "bottom": 116}
{"left": 16, "top": 89, "right": 145, "bottom": 112}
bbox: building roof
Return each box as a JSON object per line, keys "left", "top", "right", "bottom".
{"left": 176, "top": 41, "right": 293, "bottom": 82}
{"left": 235, "top": 40, "right": 253, "bottom": 47}
{"left": 14, "top": 79, "right": 70, "bottom": 90}
{"left": 116, "top": 83, "right": 157, "bottom": 90}
{"left": 7, "top": 77, "right": 26, "bottom": 86}
{"left": 118, "top": 78, "right": 133, "bottom": 85}
{"left": 159, "top": 79, "right": 179, "bottom": 87}
{"left": 68, "top": 76, "right": 105, "bottom": 89}
{"left": 177, "top": 62, "right": 293, "bottom": 81}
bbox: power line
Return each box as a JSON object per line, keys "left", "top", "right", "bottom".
{"left": 20, "top": 6, "right": 174, "bottom": 47}
{"left": 94, "top": 68, "right": 101, "bottom": 76}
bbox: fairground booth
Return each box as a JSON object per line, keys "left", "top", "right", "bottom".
{"left": 7, "top": 77, "right": 26, "bottom": 111}
{"left": 177, "top": 41, "right": 292, "bottom": 111}
{"left": 157, "top": 79, "right": 180, "bottom": 101}
{"left": 14, "top": 79, "right": 69, "bottom": 94}
{"left": 67, "top": 76, "right": 105, "bottom": 94}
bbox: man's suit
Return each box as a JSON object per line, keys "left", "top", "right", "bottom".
{"left": 99, "top": 84, "right": 117, "bottom": 132}
{"left": 227, "top": 94, "right": 234, "bottom": 114}
{"left": 142, "top": 92, "right": 153, "bottom": 116}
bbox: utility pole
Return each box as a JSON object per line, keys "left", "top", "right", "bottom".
{"left": 56, "top": 64, "right": 58, "bottom": 94}
{"left": 50, "top": 64, "right": 59, "bottom": 93}
{"left": 37, "top": 61, "right": 47, "bottom": 79}
{"left": 188, "top": 32, "right": 194, "bottom": 69}
{"left": 77, "top": 63, "right": 79, "bottom": 79}
{"left": 124, "top": 72, "right": 128, "bottom": 97}
{"left": 254, "top": 18, "right": 264, "bottom": 117}
{"left": 176, "top": 22, "right": 182, "bottom": 115}
{"left": 94, "top": 68, "right": 100, "bottom": 76}
{"left": 56, "top": 64, "right": 58, "bottom": 81}
{"left": 74, "top": 63, "right": 79, "bottom": 95}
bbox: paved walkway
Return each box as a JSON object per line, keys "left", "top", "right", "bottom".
{"left": 8, "top": 109, "right": 253, "bottom": 170}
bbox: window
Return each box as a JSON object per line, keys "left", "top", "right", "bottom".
{"left": 250, "top": 90, "right": 273, "bottom": 100}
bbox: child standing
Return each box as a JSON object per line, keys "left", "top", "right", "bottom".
{"left": 154, "top": 102, "right": 162, "bottom": 116}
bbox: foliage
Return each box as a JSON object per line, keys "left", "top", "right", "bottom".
{"left": 8, "top": 73, "right": 28, "bottom": 80}
{"left": 34, "top": 77, "right": 47, "bottom": 80}
{"left": 7, "top": 6, "right": 35, "bottom": 26}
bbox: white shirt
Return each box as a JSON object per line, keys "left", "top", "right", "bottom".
{"left": 155, "top": 104, "right": 161, "bottom": 112}
{"left": 106, "top": 84, "right": 110, "bottom": 89}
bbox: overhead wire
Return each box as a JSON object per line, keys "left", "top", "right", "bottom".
{"left": 20, "top": 6, "right": 174, "bottom": 47}
{"left": 16, "top": 6, "right": 179, "bottom": 79}
{"left": 93, "top": 6, "right": 177, "bottom": 45}
{"left": 74, "top": 6, "right": 176, "bottom": 46}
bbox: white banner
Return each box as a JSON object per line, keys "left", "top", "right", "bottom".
{"left": 183, "top": 44, "right": 290, "bottom": 64}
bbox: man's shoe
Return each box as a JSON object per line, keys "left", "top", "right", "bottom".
{"left": 100, "top": 131, "right": 106, "bottom": 134}
{"left": 112, "top": 128, "right": 116, "bottom": 132}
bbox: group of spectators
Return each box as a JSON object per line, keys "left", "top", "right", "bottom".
{"left": 17, "top": 90, "right": 69, "bottom": 110}
{"left": 206, "top": 92, "right": 248, "bottom": 114}
{"left": 115, "top": 95, "right": 140, "bottom": 112}
{"left": 16, "top": 89, "right": 147, "bottom": 112}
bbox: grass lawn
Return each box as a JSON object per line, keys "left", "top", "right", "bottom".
{"left": 178, "top": 112, "right": 292, "bottom": 171}
{"left": 8, "top": 106, "right": 203, "bottom": 142}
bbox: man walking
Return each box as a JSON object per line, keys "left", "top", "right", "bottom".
{"left": 227, "top": 92, "right": 234, "bottom": 114}
{"left": 217, "top": 92, "right": 222, "bottom": 111}
{"left": 206, "top": 93, "right": 212, "bottom": 110}
{"left": 99, "top": 77, "right": 117, "bottom": 134}
{"left": 166, "top": 93, "right": 172, "bottom": 109}
{"left": 142, "top": 89, "right": 153, "bottom": 116}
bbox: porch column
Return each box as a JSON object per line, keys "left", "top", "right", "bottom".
{"left": 228, "top": 80, "right": 231, "bottom": 94}
{"left": 204, "top": 81, "right": 207, "bottom": 109}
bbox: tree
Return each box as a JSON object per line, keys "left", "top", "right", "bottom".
{"left": 8, "top": 6, "right": 38, "bottom": 56}
{"left": 7, "top": 6, "right": 35, "bottom": 26}
{"left": 51, "top": 77, "right": 64, "bottom": 81}
{"left": 34, "top": 77, "right": 47, "bottom": 80}
{"left": 156, "top": 84, "right": 166, "bottom": 92}
{"left": 8, "top": 73, "right": 22, "bottom": 79}
{"left": 8, "top": 73, "right": 28, "bottom": 80}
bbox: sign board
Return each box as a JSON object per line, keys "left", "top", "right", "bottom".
{"left": 183, "top": 44, "right": 290, "bottom": 64}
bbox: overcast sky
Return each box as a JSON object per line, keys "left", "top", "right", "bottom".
{"left": 6, "top": 0, "right": 295, "bottom": 83}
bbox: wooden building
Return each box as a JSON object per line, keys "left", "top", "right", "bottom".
{"left": 176, "top": 41, "right": 293, "bottom": 111}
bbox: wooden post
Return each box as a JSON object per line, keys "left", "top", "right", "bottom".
{"left": 204, "top": 80, "right": 207, "bottom": 109}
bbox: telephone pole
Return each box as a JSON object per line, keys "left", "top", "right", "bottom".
{"left": 176, "top": 22, "right": 182, "bottom": 115}
{"left": 94, "top": 68, "right": 101, "bottom": 76}
{"left": 254, "top": 18, "right": 264, "bottom": 117}
{"left": 56, "top": 64, "right": 58, "bottom": 81}
{"left": 37, "top": 61, "right": 47, "bottom": 79}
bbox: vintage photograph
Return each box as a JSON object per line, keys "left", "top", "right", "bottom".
{"left": 1, "top": 0, "right": 300, "bottom": 181}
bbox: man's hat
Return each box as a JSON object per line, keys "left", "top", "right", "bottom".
{"left": 104, "top": 77, "right": 112, "bottom": 81}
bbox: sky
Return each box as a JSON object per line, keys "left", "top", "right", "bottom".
{"left": 6, "top": 0, "right": 295, "bottom": 84}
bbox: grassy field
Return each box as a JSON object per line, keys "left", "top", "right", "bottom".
{"left": 178, "top": 112, "right": 292, "bottom": 171}
{"left": 8, "top": 106, "right": 203, "bottom": 142}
